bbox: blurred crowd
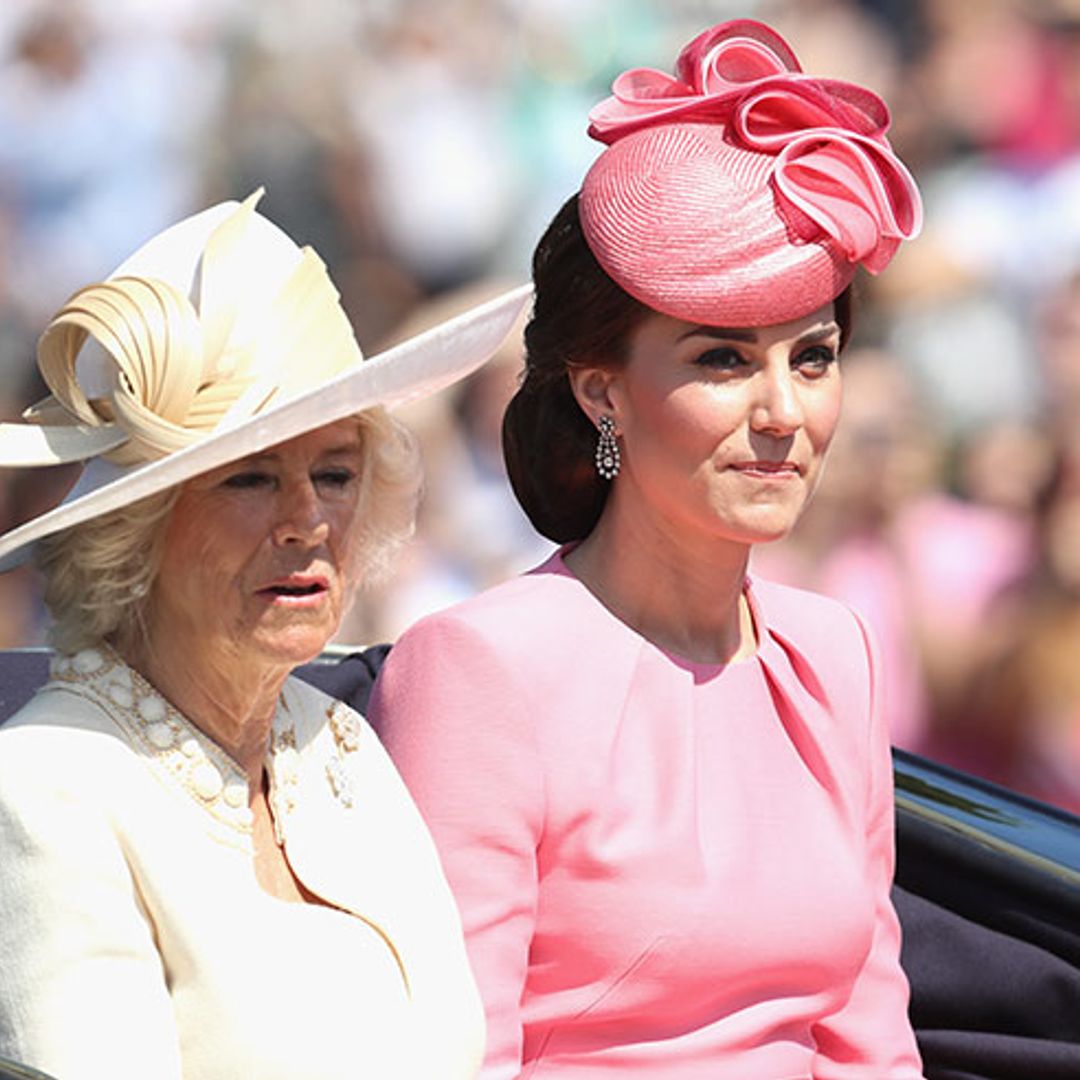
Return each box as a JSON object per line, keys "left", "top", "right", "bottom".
{"left": 0, "top": 0, "right": 1078, "bottom": 812}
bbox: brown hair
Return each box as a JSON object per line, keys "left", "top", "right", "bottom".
{"left": 502, "top": 195, "right": 650, "bottom": 542}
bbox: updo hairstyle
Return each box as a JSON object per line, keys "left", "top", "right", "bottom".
{"left": 502, "top": 195, "right": 650, "bottom": 543}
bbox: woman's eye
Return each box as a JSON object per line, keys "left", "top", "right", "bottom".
{"left": 694, "top": 346, "right": 746, "bottom": 371}
{"left": 222, "top": 471, "right": 272, "bottom": 490}
{"left": 793, "top": 345, "right": 837, "bottom": 375}
{"left": 315, "top": 468, "right": 356, "bottom": 490}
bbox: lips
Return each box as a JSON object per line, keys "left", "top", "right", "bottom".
{"left": 730, "top": 460, "right": 802, "bottom": 476}
{"left": 257, "top": 574, "right": 330, "bottom": 599}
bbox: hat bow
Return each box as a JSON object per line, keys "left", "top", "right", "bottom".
{"left": 587, "top": 18, "right": 922, "bottom": 271}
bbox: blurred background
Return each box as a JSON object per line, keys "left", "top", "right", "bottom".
{"left": 0, "top": 0, "right": 1078, "bottom": 812}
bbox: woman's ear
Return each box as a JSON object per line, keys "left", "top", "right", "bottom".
{"left": 568, "top": 367, "right": 618, "bottom": 430}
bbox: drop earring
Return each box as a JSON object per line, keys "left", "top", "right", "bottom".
{"left": 594, "top": 415, "right": 620, "bottom": 480}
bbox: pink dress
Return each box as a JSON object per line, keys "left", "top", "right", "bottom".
{"left": 369, "top": 550, "right": 923, "bottom": 1079}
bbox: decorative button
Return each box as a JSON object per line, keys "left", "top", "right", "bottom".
{"left": 191, "top": 761, "right": 223, "bottom": 801}
{"left": 108, "top": 684, "right": 134, "bottom": 708}
{"left": 137, "top": 696, "right": 165, "bottom": 722}
{"left": 145, "top": 721, "right": 174, "bottom": 750}
{"left": 223, "top": 778, "right": 248, "bottom": 808}
{"left": 74, "top": 649, "right": 104, "bottom": 674}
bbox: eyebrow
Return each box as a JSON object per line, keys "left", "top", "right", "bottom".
{"left": 677, "top": 322, "right": 841, "bottom": 345}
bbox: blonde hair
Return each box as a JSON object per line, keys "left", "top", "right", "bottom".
{"left": 347, "top": 406, "right": 422, "bottom": 585}
{"left": 37, "top": 486, "right": 181, "bottom": 656}
{"left": 36, "top": 407, "right": 421, "bottom": 656}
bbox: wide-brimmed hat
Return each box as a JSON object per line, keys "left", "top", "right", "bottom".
{"left": 0, "top": 190, "right": 530, "bottom": 570}
{"left": 579, "top": 19, "right": 922, "bottom": 326}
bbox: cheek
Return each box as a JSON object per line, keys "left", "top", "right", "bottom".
{"left": 805, "top": 381, "right": 844, "bottom": 452}
{"left": 158, "top": 506, "right": 262, "bottom": 601}
{"left": 329, "top": 507, "right": 366, "bottom": 590}
{"left": 168, "top": 525, "right": 224, "bottom": 569}
{"left": 336, "top": 537, "right": 363, "bottom": 595}
{"left": 626, "top": 383, "right": 742, "bottom": 455}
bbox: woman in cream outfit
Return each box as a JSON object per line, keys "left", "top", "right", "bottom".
{"left": 0, "top": 190, "right": 528, "bottom": 1079}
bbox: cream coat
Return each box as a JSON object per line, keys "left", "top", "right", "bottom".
{"left": 0, "top": 646, "right": 484, "bottom": 1080}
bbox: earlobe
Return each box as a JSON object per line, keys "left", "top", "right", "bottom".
{"left": 568, "top": 368, "right": 618, "bottom": 429}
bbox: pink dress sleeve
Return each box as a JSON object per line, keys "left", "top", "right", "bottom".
{"left": 369, "top": 613, "right": 543, "bottom": 1079}
{"left": 811, "top": 611, "right": 924, "bottom": 1078}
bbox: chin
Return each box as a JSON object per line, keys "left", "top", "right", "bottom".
{"left": 250, "top": 625, "right": 336, "bottom": 668}
{"left": 732, "top": 503, "right": 808, "bottom": 544}
{"left": 707, "top": 508, "right": 800, "bottom": 545}
{"left": 737, "top": 527, "right": 794, "bottom": 547}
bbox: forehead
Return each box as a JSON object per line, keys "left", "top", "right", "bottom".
{"left": 633, "top": 301, "right": 839, "bottom": 348}
{"left": 263, "top": 417, "right": 365, "bottom": 457}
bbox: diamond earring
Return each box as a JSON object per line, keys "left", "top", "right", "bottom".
{"left": 594, "top": 415, "right": 620, "bottom": 480}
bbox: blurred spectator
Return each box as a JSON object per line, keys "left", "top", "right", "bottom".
{"left": 1037, "top": 270, "right": 1080, "bottom": 435}
{"left": 346, "top": 0, "right": 519, "bottom": 293}
{"left": 875, "top": 0, "right": 1080, "bottom": 435}
{"left": 947, "top": 446, "right": 1080, "bottom": 814}
{"left": 931, "top": 267, "right": 1080, "bottom": 811}
{"left": 0, "top": 6, "right": 220, "bottom": 324}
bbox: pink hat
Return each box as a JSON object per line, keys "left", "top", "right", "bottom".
{"left": 580, "top": 19, "right": 922, "bottom": 326}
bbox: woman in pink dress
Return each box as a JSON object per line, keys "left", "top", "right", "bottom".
{"left": 370, "top": 19, "right": 925, "bottom": 1079}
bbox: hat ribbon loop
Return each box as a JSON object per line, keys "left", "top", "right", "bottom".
{"left": 0, "top": 196, "right": 362, "bottom": 469}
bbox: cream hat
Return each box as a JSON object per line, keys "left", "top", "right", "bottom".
{"left": 0, "top": 190, "right": 530, "bottom": 569}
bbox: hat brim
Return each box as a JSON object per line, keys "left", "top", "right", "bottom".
{"left": 0, "top": 283, "right": 532, "bottom": 571}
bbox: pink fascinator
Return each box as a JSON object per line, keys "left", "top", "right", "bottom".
{"left": 580, "top": 19, "right": 922, "bottom": 325}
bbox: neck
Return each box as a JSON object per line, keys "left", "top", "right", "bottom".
{"left": 119, "top": 631, "right": 290, "bottom": 786}
{"left": 565, "top": 494, "right": 757, "bottom": 665}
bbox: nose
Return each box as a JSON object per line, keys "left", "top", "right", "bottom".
{"left": 750, "top": 366, "right": 803, "bottom": 437}
{"left": 271, "top": 479, "right": 331, "bottom": 548}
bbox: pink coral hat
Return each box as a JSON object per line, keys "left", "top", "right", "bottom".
{"left": 580, "top": 19, "right": 922, "bottom": 326}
